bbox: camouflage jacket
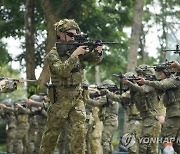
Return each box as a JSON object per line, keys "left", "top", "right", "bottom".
{"left": 144, "top": 76, "right": 180, "bottom": 118}
{"left": 46, "top": 46, "right": 103, "bottom": 88}
{"left": 107, "top": 90, "right": 142, "bottom": 121}
{"left": 127, "top": 81, "right": 163, "bottom": 118}
{"left": 87, "top": 96, "right": 119, "bottom": 121}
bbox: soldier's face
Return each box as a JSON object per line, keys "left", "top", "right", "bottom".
{"left": 59, "top": 29, "right": 77, "bottom": 41}
{"left": 160, "top": 72, "right": 166, "bottom": 80}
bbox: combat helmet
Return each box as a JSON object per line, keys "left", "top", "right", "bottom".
{"left": 135, "top": 64, "right": 155, "bottom": 75}
{"left": 100, "top": 79, "right": 115, "bottom": 88}
{"left": 124, "top": 72, "right": 137, "bottom": 78}
{"left": 54, "top": 19, "right": 81, "bottom": 33}
{"left": 30, "top": 94, "right": 44, "bottom": 102}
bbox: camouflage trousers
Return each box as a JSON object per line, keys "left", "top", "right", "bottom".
{"left": 14, "top": 123, "right": 29, "bottom": 154}
{"left": 39, "top": 95, "right": 86, "bottom": 154}
{"left": 27, "top": 126, "right": 38, "bottom": 154}
{"left": 139, "top": 117, "right": 161, "bottom": 154}
{"left": 125, "top": 119, "right": 142, "bottom": 154}
{"left": 6, "top": 127, "right": 16, "bottom": 154}
{"left": 161, "top": 116, "right": 180, "bottom": 154}
{"left": 101, "top": 115, "right": 118, "bottom": 154}
{"left": 57, "top": 121, "right": 70, "bottom": 154}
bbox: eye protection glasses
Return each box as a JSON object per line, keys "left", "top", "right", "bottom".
{"left": 65, "top": 32, "right": 76, "bottom": 37}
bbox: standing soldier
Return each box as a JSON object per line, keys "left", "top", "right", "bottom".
{"left": 122, "top": 65, "right": 165, "bottom": 154}
{"left": 88, "top": 80, "right": 119, "bottom": 154}
{"left": 0, "top": 103, "right": 17, "bottom": 154}
{"left": 138, "top": 65, "right": 180, "bottom": 153}
{"left": 39, "top": 19, "right": 103, "bottom": 154}
{"left": 14, "top": 99, "right": 31, "bottom": 154}
{"left": 101, "top": 72, "right": 142, "bottom": 154}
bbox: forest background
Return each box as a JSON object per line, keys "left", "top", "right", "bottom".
{"left": 0, "top": 0, "right": 179, "bottom": 151}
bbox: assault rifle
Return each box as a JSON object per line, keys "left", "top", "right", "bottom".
{"left": 163, "top": 44, "right": 180, "bottom": 55}
{"left": 56, "top": 33, "right": 119, "bottom": 57}
{"left": 97, "top": 85, "right": 119, "bottom": 93}
{"left": 113, "top": 73, "right": 157, "bottom": 81}
{"left": 145, "top": 61, "right": 173, "bottom": 72}
{"left": 89, "top": 91, "right": 101, "bottom": 99}
{"left": 0, "top": 77, "right": 36, "bottom": 83}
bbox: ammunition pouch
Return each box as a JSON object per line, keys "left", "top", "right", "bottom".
{"left": 56, "top": 89, "right": 82, "bottom": 98}
{"left": 48, "top": 86, "right": 56, "bottom": 104}
{"left": 17, "top": 114, "right": 28, "bottom": 123}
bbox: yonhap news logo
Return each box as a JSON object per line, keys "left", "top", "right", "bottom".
{"left": 120, "top": 133, "right": 136, "bottom": 148}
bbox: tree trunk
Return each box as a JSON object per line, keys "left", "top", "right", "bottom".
{"left": 25, "top": 0, "right": 36, "bottom": 96}
{"left": 127, "top": 0, "right": 144, "bottom": 72}
{"left": 38, "top": 0, "right": 57, "bottom": 93}
{"left": 95, "top": 65, "right": 101, "bottom": 84}
{"left": 125, "top": 0, "right": 144, "bottom": 133}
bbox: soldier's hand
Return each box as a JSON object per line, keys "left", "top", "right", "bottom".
{"left": 170, "top": 60, "right": 179, "bottom": 68}
{"left": 0, "top": 79, "right": 7, "bottom": 89}
{"left": 14, "top": 103, "right": 21, "bottom": 108}
{"left": 157, "top": 115, "right": 165, "bottom": 124}
{"left": 72, "top": 45, "right": 87, "bottom": 57}
{"left": 27, "top": 99, "right": 35, "bottom": 106}
{"left": 0, "top": 104, "right": 6, "bottom": 108}
{"left": 95, "top": 45, "right": 103, "bottom": 53}
{"left": 136, "top": 77, "right": 145, "bottom": 84}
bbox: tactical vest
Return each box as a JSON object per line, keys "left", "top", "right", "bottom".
{"left": 162, "top": 78, "right": 180, "bottom": 118}
{"left": 99, "top": 97, "right": 119, "bottom": 121}
{"left": 50, "top": 48, "right": 85, "bottom": 88}
{"left": 121, "top": 91, "right": 141, "bottom": 120}
{"left": 132, "top": 85, "right": 160, "bottom": 118}
{"left": 17, "top": 114, "right": 28, "bottom": 123}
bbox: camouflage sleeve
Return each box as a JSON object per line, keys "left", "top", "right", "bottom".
{"left": 87, "top": 96, "right": 107, "bottom": 107}
{"left": 3, "top": 106, "right": 14, "bottom": 113}
{"left": 18, "top": 106, "right": 31, "bottom": 114}
{"left": 46, "top": 47, "right": 79, "bottom": 78}
{"left": 127, "top": 81, "right": 154, "bottom": 94}
{"left": 106, "top": 91, "right": 123, "bottom": 102}
{"left": 30, "top": 101, "right": 43, "bottom": 107}
{"left": 81, "top": 50, "right": 103, "bottom": 64}
{"left": 144, "top": 77, "right": 179, "bottom": 90}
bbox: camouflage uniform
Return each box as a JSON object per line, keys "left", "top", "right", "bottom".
{"left": 0, "top": 105, "right": 17, "bottom": 154}
{"left": 39, "top": 19, "right": 103, "bottom": 154}
{"left": 88, "top": 94, "right": 119, "bottom": 154}
{"left": 28, "top": 94, "right": 48, "bottom": 153}
{"left": 143, "top": 75, "right": 180, "bottom": 153}
{"left": 107, "top": 90, "right": 142, "bottom": 154}
{"left": 88, "top": 107, "right": 103, "bottom": 154}
{"left": 35, "top": 108, "right": 47, "bottom": 153}
{"left": 27, "top": 113, "right": 38, "bottom": 154}
{"left": 14, "top": 101, "right": 31, "bottom": 154}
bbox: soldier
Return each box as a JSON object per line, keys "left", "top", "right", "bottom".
{"left": 13, "top": 99, "right": 31, "bottom": 154}
{"left": 137, "top": 65, "right": 180, "bottom": 153}
{"left": 0, "top": 79, "right": 17, "bottom": 93}
{"left": 122, "top": 65, "right": 165, "bottom": 154}
{"left": 39, "top": 19, "right": 103, "bottom": 154}
{"left": 27, "top": 94, "right": 48, "bottom": 153}
{"left": 101, "top": 72, "right": 142, "bottom": 154}
{"left": 88, "top": 107, "right": 103, "bottom": 154}
{"left": 88, "top": 80, "right": 119, "bottom": 154}
{"left": 0, "top": 102, "right": 17, "bottom": 154}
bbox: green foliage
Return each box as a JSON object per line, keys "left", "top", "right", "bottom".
{"left": 0, "top": 41, "right": 12, "bottom": 66}
{"left": 0, "top": 0, "right": 134, "bottom": 83}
